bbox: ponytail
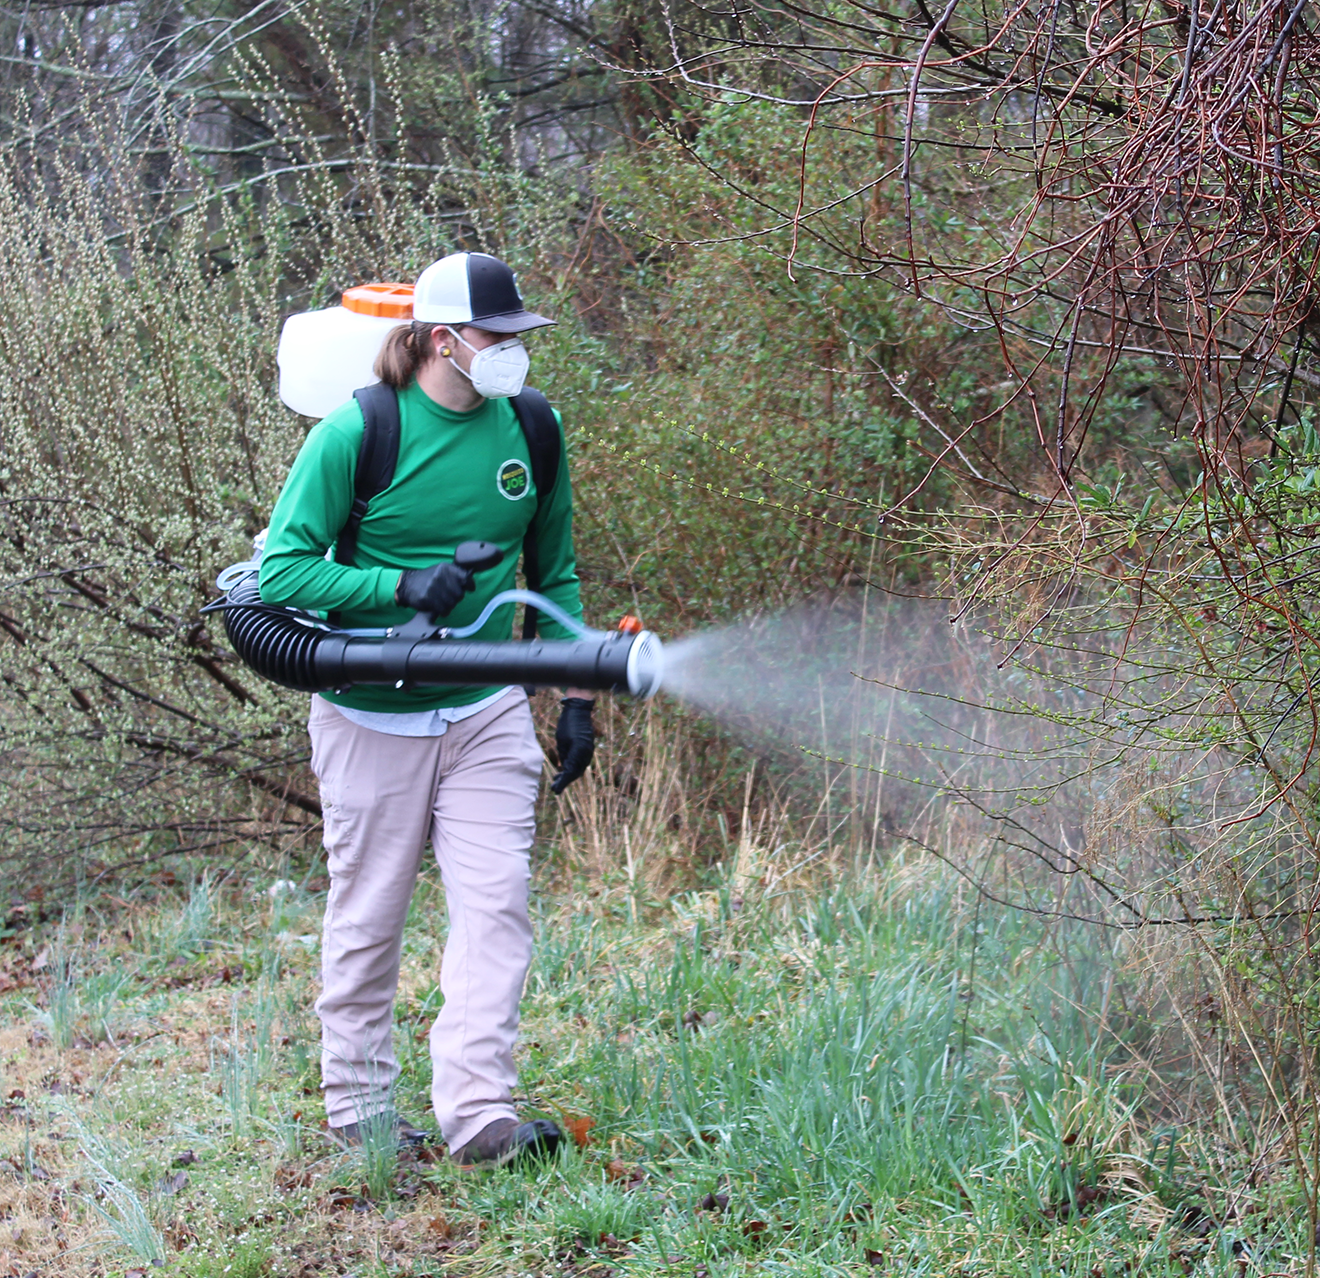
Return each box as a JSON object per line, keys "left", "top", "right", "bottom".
{"left": 374, "top": 320, "right": 442, "bottom": 388}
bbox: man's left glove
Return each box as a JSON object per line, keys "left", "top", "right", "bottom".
{"left": 551, "top": 697, "right": 595, "bottom": 794}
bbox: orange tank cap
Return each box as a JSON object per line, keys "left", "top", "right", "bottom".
{"left": 617, "top": 613, "right": 644, "bottom": 634}
{"left": 342, "top": 282, "right": 415, "bottom": 319}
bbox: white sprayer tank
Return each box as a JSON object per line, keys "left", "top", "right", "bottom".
{"left": 277, "top": 283, "right": 414, "bottom": 418}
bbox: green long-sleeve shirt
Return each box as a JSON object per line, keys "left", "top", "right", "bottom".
{"left": 259, "top": 380, "right": 583, "bottom": 713}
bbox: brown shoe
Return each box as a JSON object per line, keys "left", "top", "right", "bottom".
{"left": 450, "top": 1117, "right": 561, "bottom": 1169}
{"left": 327, "top": 1112, "right": 434, "bottom": 1150}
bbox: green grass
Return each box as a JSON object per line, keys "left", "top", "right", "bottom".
{"left": 0, "top": 856, "right": 1306, "bottom": 1275}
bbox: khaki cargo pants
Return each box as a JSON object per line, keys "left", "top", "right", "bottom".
{"left": 307, "top": 689, "right": 543, "bottom": 1153}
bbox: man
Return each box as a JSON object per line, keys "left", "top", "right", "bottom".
{"left": 259, "top": 251, "right": 595, "bottom": 1167}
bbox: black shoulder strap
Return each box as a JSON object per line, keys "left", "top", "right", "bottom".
{"left": 335, "top": 383, "right": 401, "bottom": 567}
{"left": 510, "top": 388, "right": 563, "bottom": 641}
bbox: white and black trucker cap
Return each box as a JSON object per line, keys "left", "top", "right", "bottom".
{"left": 412, "top": 252, "right": 555, "bottom": 333}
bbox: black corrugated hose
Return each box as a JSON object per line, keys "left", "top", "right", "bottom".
{"left": 221, "top": 573, "right": 329, "bottom": 693}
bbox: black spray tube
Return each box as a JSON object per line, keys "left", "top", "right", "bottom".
{"left": 314, "top": 631, "right": 639, "bottom": 693}
{"left": 220, "top": 574, "right": 664, "bottom": 698}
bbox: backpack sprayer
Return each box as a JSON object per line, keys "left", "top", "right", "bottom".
{"left": 213, "top": 539, "right": 665, "bottom": 699}
{"left": 209, "top": 279, "right": 664, "bottom": 700}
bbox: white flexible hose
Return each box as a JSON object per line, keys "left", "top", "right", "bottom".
{"left": 445, "top": 590, "right": 600, "bottom": 640}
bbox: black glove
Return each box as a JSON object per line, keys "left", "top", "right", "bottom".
{"left": 551, "top": 697, "right": 595, "bottom": 794}
{"left": 395, "top": 562, "right": 474, "bottom": 618}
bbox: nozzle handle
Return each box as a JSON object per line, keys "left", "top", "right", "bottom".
{"left": 454, "top": 540, "right": 504, "bottom": 574}
{"left": 392, "top": 541, "right": 506, "bottom": 640}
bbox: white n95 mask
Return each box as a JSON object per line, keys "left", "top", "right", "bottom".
{"left": 447, "top": 330, "right": 530, "bottom": 399}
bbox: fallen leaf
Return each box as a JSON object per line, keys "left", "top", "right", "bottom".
{"left": 1062, "top": 1130, "right": 1080, "bottom": 1146}
{"left": 7, "top": 1089, "right": 24, "bottom": 1101}
{"left": 156, "top": 1170, "right": 188, "bottom": 1195}
{"left": 864, "top": 1248, "right": 884, "bottom": 1266}
{"left": 699, "top": 1191, "right": 729, "bottom": 1212}
{"left": 605, "top": 1158, "right": 634, "bottom": 1182}
{"left": 27, "top": 1164, "right": 51, "bottom": 1182}
{"left": 126, "top": 1270, "right": 149, "bottom": 1278}
{"left": 396, "top": 1179, "right": 420, "bottom": 1198}
{"left": 744, "top": 1219, "right": 768, "bottom": 1236}
{"left": 428, "top": 1214, "right": 453, "bottom": 1239}
{"left": 173, "top": 1150, "right": 197, "bottom": 1166}
{"left": 682, "top": 1008, "right": 704, "bottom": 1030}
{"left": 31, "top": 947, "right": 49, "bottom": 972}
{"left": 563, "top": 1113, "right": 596, "bottom": 1148}
{"left": 275, "top": 1163, "right": 313, "bottom": 1192}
